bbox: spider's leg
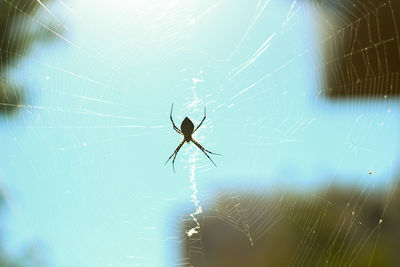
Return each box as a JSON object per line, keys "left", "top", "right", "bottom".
{"left": 191, "top": 138, "right": 218, "bottom": 167}
{"left": 202, "top": 147, "right": 221, "bottom": 155}
{"left": 191, "top": 137, "right": 221, "bottom": 155}
{"left": 170, "top": 103, "right": 183, "bottom": 135}
{"left": 165, "top": 139, "right": 185, "bottom": 173}
{"left": 165, "top": 139, "right": 184, "bottom": 164}
{"left": 171, "top": 149, "right": 180, "bottom": 173}
{"left": 193, "top": 107, "right": 206, "bottom": 133}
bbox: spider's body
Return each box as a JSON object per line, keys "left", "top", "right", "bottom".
{"left": 166, "top": 104, "right": 219, "bottom": 172}
{"left": 181, "top": 117, "right": 194, "bottom": 142}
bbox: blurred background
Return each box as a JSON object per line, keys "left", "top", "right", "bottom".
{"left": 0, "top": 0, "right": 399, "bottom": 266}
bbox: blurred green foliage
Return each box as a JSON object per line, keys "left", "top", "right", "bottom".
{"left": 1, "top": 2, "right": 50, "bottom": 265}
{"left": 0, "top": 0, "right": 54, "bottom": 116}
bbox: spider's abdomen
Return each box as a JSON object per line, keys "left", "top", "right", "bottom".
{"left": 181, "top": 117, "right": 194, "bottom": 139}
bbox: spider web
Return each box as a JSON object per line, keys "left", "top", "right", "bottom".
{"left": 0, "top": 0, "right": 399, "bottom": 266}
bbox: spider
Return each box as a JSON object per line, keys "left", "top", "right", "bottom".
{"left": 165, "top": 103, "right": 219, "bottom": 172}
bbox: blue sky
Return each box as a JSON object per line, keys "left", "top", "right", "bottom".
{"left": 0, "top": 0, "right": 399, "bottom": 266}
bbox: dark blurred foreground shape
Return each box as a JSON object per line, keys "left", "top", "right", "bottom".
{"left": 182, "top": 185, "right": 400, "bottom": 267}
{"left": 311, "top": 0, "right": 400, "bottom": 98}
{"left": 0, "top": 0, "right": 56, "bottom": 116}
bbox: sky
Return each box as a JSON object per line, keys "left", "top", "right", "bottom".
{"left": 0, "top": 0, "right": 399, "bottom": 266}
